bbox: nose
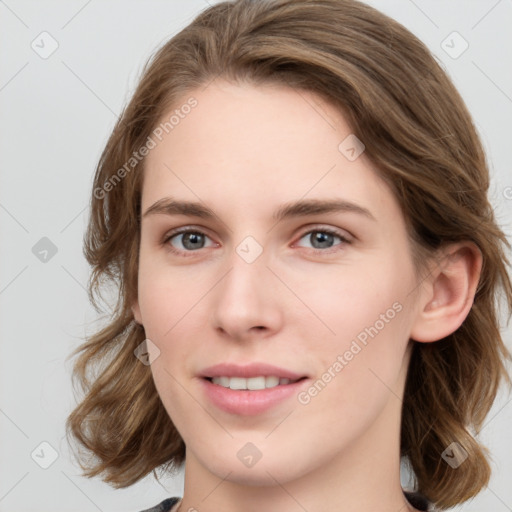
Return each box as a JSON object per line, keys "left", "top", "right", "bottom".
{"left": 211, "top": 246, "right": 284, "bottom": 341}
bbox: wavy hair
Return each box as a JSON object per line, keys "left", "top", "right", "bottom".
{"left": 66, "top": 0, "right": 512, "bottom": 508}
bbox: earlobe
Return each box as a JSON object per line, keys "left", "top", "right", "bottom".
{"left": 410, "top": 242, "right": 482, "bottom": 343}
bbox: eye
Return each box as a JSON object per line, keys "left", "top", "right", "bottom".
{"left": 162, "top": 225, "right": 351, "bottom": 257}
{"left": 163, "top": 228, "right": 216, "bottom": 256}
{"left": 295, "top": 227, "right": 351, "bottom": 252}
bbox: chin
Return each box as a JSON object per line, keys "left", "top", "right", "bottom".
{"left": 219, "top": 464, "right": 297, "bottom": 487}
{"left": 200, "top": 448, "right": 312, "bottom": 487}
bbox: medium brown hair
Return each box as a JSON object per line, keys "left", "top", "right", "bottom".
{"left": 66, "top": 0, "right": 512, "bottom": 508}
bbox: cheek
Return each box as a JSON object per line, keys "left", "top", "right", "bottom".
{"left": 297, "top": 258, "right": 413, "bottom": 399}
{"left": 136, "top": 251, "right": 203, "bottom": 340}
{"left": 299, "top": 261, "right": 409, "bottom": 346}
{"left": 294, "top": 288, "right": 409, "bottom": 446}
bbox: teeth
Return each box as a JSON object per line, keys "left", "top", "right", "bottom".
{"left": 247, "top": 376, "right": 266, "bottom": 390}
{"left": 229, "top": 377, "right": 248, "bottom": 390}
{"left": 217, "top": 376, "right": 230, "bottom": 387}
{"left": 210, "top": 376, "right": 295, "bottom": 390}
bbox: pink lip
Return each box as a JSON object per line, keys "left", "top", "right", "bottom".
{"left": 199, "top": 362, "right": 306, "bottom": 380}
{"left": 199, "top": 377, "right": 309, "bottom": 416}
{"left": 198, "top": 362, "right": 309, "bottom": 416}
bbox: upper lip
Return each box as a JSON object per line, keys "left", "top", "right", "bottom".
{"left": 199, "top": 362, "right": 307, "bottom": 380}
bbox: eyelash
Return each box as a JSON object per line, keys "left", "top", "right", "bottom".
{"left": 161, "top": 226, "right": 352, "bottom": 258}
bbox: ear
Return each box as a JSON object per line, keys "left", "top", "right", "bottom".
{"left": 410, "top": 242, "right": 482, "bottom": 343}
{"left": 132, "top": 298, "right": 143, "bottom": 324}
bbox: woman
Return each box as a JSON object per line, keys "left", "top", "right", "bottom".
{"left": 66, "top": 1, "right": 512, "bottom": 511}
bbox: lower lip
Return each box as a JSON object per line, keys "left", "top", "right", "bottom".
{"left": 200, "top": 377, "right": 308, "bottom": 416}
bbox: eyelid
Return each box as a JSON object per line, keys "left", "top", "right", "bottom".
{"left": 162, "top": 225, "right": 214, "bottom": 240}
{"left": 294, "top": 224, "right": 353, "bottom": 243}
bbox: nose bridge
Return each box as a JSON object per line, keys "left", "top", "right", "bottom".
{"left": 211, "top": 238, "right": 281, "bottom": 337}
{"left": 220, "top": 240, "right": 269, "bottom": 312}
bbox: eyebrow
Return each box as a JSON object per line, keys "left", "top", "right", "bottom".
{"left": 142, "top": 197, "right": 376, "bottom": 223}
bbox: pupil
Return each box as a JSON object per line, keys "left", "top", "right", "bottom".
{"left": 184, "top": 232, "right": 203, "bottom": 249}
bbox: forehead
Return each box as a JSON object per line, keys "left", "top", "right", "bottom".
{"left": 146, "top": 80, "right": 349, "bottom": 173}
{"left": 142, "top": 80, "right": 397, "bottom": 224}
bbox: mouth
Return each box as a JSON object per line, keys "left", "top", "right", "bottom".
{"left": 198, "top": 362, "right": 310, "bottom": 415}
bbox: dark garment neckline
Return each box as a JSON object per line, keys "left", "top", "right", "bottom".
{"left": 142, "top": 492, "right": 432, "bottom": 512}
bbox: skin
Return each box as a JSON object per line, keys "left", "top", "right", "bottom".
{"left": 132, "top": 79, "right": 482, "bottom": 512}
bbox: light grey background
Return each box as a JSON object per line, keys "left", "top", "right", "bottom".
{"left": 1, "top": 1, "right": 511, "bottom": 511}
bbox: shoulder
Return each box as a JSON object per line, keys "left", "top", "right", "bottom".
{"left": 137, "top": 497, "right": 181, "bottom": 512}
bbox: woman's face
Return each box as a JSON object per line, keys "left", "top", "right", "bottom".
{"left": 134, "top": 80, "right": 423, "bottom": 486}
